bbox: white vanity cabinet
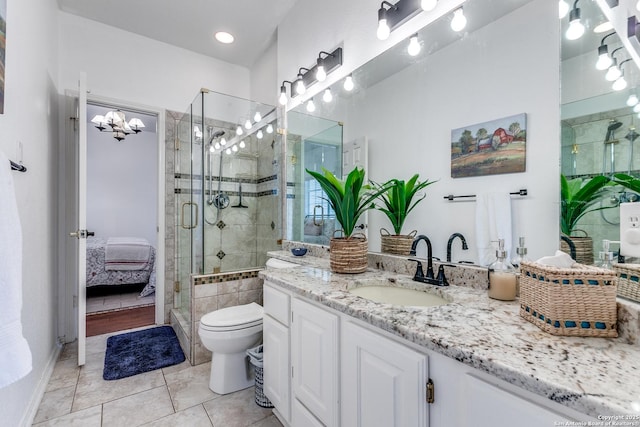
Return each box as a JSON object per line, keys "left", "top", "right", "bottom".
{"left": 341, "top": 321, "right": 428, "bottom": 427}
{"left": 291, "top": 298, "right": 339, "bottom": 427}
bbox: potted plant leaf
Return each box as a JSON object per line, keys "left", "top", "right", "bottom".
{"left": 306, "top": 166, "right": 388, "bottom": 273}
{"left": 560, "top": 174, "right": 614, "bottom": 264}
{"left": 373, "top": 174, "right": 437, "bottom": 256}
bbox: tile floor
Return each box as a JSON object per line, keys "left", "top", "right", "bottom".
{"left": 33, "top": 326, "right": 283, "bottom": 427}
{"left": 87, "top": 291, "right": 155, "bottom": 314}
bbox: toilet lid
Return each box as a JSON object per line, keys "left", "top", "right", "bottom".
{"left": 200, "top": 302, "right": 263, "bottom": 328}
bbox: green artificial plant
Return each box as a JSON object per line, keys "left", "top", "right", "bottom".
{"left": 306, "top": 166, "right": 389, "bottom": 238}
{"left": 612, "top": 173, "right": 640, "bottom": 193}
{"left": 373, "top": 174, "right": 437, "bottom": 235}
{"left": 560, "top": 174, "right": 613, "bottom": 235}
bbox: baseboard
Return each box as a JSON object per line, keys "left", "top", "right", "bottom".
{"left": 20, "top": 341, "right": 62, "bottom": 427}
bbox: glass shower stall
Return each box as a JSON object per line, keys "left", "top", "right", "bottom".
{"left": 174, "top": 89, "right": 282, "bottom": 323}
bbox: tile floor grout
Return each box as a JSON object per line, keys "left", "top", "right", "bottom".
{"left": 32, "top": 325, "right": 282, "bottom": 427}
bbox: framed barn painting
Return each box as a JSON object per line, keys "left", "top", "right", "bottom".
{"left": 450, "top": 113, "right": 526, "bottom": 178}
{"left": 0, "top": 0, "right": 5, "bottom": 114}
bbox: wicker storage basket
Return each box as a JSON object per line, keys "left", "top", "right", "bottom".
{"left": 519, "top": 261, "right": 617, "bottom": 337}
{"left": 330, "top": 236, "right": 368, "bottom": 274}
{"left": 613, "top": 263, "right": 640, "bottom": 303}
{"left": 380, "top": 229, "right": 416, "bottom": 256}
{"left": 559, "top": 232, "right": 593, "bottom": 265}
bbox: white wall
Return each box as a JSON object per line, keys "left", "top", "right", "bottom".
{"left": 58, "top": 12, "right": 251, "bottom": 113}
{"left": 0, "top": 0, "right": 60, "bottom": 425}
{"left": 250, "top": 40, "right": 278, "bottom": 106}
{"left": 87, "top": 123, "right": 158, "bottom": 246}
{"left": 279, "top": 0, "right": 560, "bottom": 261}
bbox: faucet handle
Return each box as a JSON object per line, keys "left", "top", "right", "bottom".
{"left": 408, "top": 259, "right": 424, "bottom": 279}
{"left": 436, "top": 263, "right": 456, "bottom": 286}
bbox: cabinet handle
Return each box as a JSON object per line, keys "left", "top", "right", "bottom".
{"left": 426, "top": 379, "right": 434, "bottom": 404}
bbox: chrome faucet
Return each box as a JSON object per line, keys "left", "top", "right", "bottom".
{"left": 446, "top": 233, "right": 469, "bottom": 262}
{"left": 410, "top": 235, "right": 434, "bottom": 279}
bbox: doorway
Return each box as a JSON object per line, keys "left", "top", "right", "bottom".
{"left": 84, "top": 102, "right": 159, "bottom": 336}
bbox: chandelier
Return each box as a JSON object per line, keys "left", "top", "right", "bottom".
{"left": 90, "top": 109, "right": 145, "bottom": 141}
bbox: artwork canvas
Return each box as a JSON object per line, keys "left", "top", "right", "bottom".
{"left": 451, "top": 113, "right": 526, "bottom": 178}
{"left": 0, "top": 0, "right": 5, "bottom": 114}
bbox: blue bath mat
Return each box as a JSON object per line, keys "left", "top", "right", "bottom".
{"left": 103, "top": 326, "right": 185, "bottom": 380}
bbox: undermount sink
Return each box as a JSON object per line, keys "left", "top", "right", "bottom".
{"left": 349, "top": 283, "right": 450, "bottom": 307}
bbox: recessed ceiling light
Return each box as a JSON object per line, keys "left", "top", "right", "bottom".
{"left": 593, "top": 21, "right": 614, "bottom": 33}
{"left": 215, "top": 31, "right": 234, "bottom": 44}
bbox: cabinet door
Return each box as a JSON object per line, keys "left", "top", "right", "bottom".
{"left": 291, "top": 298, "right": 339, "bottom": 426}
{"left": 292, "top": 398, "right": 325, "bottom": 427}
{"left": 263, "top": 315, "right": 290, "bottom": 423}
{"left": 462, "top": 374, "right": 572, "bottom": 427}
{"left": 342, "top": 321, "right": 428, "bottom": 427}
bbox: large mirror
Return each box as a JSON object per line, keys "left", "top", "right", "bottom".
{"left": 286, "top": 0, "right": 560, "bottom": 264}
{"left": 560, "top": 0, "right": 640, "bottom": 264}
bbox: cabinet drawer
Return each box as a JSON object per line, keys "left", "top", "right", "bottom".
{"left": 264, "top": 282, "right": 290, "bottom": 326}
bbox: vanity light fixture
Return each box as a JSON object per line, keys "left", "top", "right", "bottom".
{"left": 421, "top": 0, "right": 437, "bottom": 12}
{"left": 595, "top": 33, "right": 615, "bottom": 71}
{"left": 450, "top": 8, "right": 467, "bottom": 32}
{"left": 306, "top": 98, "right": 316, "bottom": 113}
{"left": 279, "top": 80, "right": 293, "bottom": 106}
{"left": 627, "top": 93, "right": 639, "bottom": 107}
{"left": 316, "top": 51, "right": 336, "bottom": 82}
{"left": 295, "top": 68, "right": 310, "bottom": 95}
{"left": 613, "top": 59, "right": 632, "bottom": 91}
{"left": 376, "top": 0, "right": 423, "bottom": 41}
{"left": 257, "top": 129, "right": 264, "bottom": 139}
{"left": 377, "top": 2, "right": 395, "bottom": 40}
{"left": 209, "top": 143, "right": 215, "bottom": 153}
{"left": 605, "top": 47, "right": 624, "bottom": 81}
{"left": 408, "top": 34, "right": 421, "bottom": 56}
{"left": 559, "top": 0, "right": 569, "bottom": 19}
{"left": 266, "top": 123, "right": 274, "bottom": 134}
{"left": 236, "top": 125, "right": 244, "bottom": 136}
{"left": 253, "top": 111, "right": 262, "bottom": 123}
{"left": 565, "top": 1, "right": 584, "bottom": 41}
{"left": 244, "top": 118, "right": 253, "bottom": 130}
{"left": 323, "top": 88, "right": 333, "bottom": 103}
{"left": 344, "top": 75, "right": 355, "bottom": 91}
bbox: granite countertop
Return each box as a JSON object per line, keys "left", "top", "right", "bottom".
{"left": 262, "top": 250, "right": 640, "bottom": 419}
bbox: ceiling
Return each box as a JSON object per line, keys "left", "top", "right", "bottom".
{"left": 57, "top": 0, "right": 299, "bottom": 68}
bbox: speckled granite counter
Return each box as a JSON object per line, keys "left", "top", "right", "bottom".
{"left": 262, "top": 250, "right": 640, "bottom": 419}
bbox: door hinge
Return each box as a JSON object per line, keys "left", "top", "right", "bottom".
{"left": 277, "top": 128, "right": 285, "bottom": 135}
{"left": 174, "top": 281, "right": 180, "bottom": 293}
{"left": 426, "top": 378, "right": 435, "bottom": 404}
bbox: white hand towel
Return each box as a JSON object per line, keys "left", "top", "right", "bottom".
{"left": 536, "top": 250, "right": 577, "bottom": 268}
{"left": 0, "top": 150, "right": 32, "bottom": 389}
{"left": 475, "top": 192, "right": 513, "bottom": 266}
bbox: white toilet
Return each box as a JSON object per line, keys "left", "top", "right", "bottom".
{"left": 198, "top": 302, "right": 264, "bottom": 394}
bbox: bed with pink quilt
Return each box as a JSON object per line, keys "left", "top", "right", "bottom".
{"left": 86, "top": 237, "right": 156, "bottom": 297}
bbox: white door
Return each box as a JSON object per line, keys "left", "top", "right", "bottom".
{"left": 69, "top": 73, "right": 88, "bottom": 366}
{"left": 291, "top": 298, "right": 339, "bottom": 426}
{"left": 342, "top": 321, "right": 428, "bottom": 427}
{"left": 343, "top": 137, "right": 369, "bottom": 237}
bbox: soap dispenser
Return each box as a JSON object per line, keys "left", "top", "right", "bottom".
{"left": 488, "top": 239, "right": 517, "bottom": 301}
{"left": 595, "top": 239, "right": 615, "bottom": 270}
{"left": 511, "top": 236, "right": 529, "bottom": 268}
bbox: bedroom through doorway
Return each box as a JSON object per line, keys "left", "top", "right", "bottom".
{"left": 85, "top": 102, "right": 159, "bottom": 337}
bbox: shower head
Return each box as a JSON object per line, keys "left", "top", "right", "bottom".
{"left": 608, "top": 120, "right": 623, "bottom": 131}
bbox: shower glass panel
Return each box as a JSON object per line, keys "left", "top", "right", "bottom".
{"left": 175, "top": 90, "right": 281, "bottom": 317}
{"left": 286, "top": 110, "right": 343, "bottom": 245}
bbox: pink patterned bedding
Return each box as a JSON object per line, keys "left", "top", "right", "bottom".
{"left": 86, "top": 237, "right": 156, "bottom": 296}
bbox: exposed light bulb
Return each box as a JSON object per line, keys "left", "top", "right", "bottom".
{"left": 239, "top": 140, "right": 246, "bottom": 148}
{"left": 606, "top": 64, "right": 622, "bottom": 81}
{"left": 236, "top": 125, "right": 244, "bottom": 136}
{"left": 627, "top": 94, "right": 639, "bottom": 107}
{"left": 257, "top": 129, "right": 264, "bottom": 139}
{"left": 595, "top": 49, "right": 612, "bottom": 71}
{"left": 565, "top": 8, "right": 584, "bottom": 40}
{"left": 254, "top": 111, "right": 262, "bottom": 122}
{"left": 613, "top": 76, "right": 628, "bottom": 91}
{"left": 232, "top": 145, "right": 238, "bottom": 152}
{"left": 209, "top": 144, "right": 215, "bottom": 153}
{"left": 279, "top": 86, "right": 288, "bottom": 106}
{"left": 220, "top": 138, "right": 227, "bottom": 146}
{"left": 451, "top": 8, "right": 467, "bottom": 32}
{"left": 316, "top": 65, "right": 327, "bottom": 82}
{"left": 408, "top": 35, "right": 421, "bottom": 56}
{"left": 295, "top": 77, "right": 306, "bottom": 95}
{"left": 559, "top": 0, "right": 569, "bottom": 19}
{"left": 421, "top": 0, "right": 437, "bottom": 12}
{"left": 637, "top": 0, "right": 640, "bottom": 12}
{"left": 377, "top": 7, "right": 391, "bottom": 40}
{"left": 323, "top": 88, "right": 333, "bottom": 103}
{"left": 344, "top": 75, "right": 354, "bottom": 91}
{"left": 266, "top": 124, "right": 274, "bottom": 134}
{"left": 225, "top": 148, "right": 232, "bottom": 155}
{"left": 244, "top": 119, "right": 252, "bottom": 130}
{"left": 214, "top": 142, "right": 221, "bottom": 150}
{"left": 306, "top": 98, "right": 316, "bottom": 113}
{"left": 633, "top": 103, "right": 640, "bottom": 113}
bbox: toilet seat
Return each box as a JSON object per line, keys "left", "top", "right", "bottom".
{"left": 200, "top": 302, "right": 263, "bottom": 332}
